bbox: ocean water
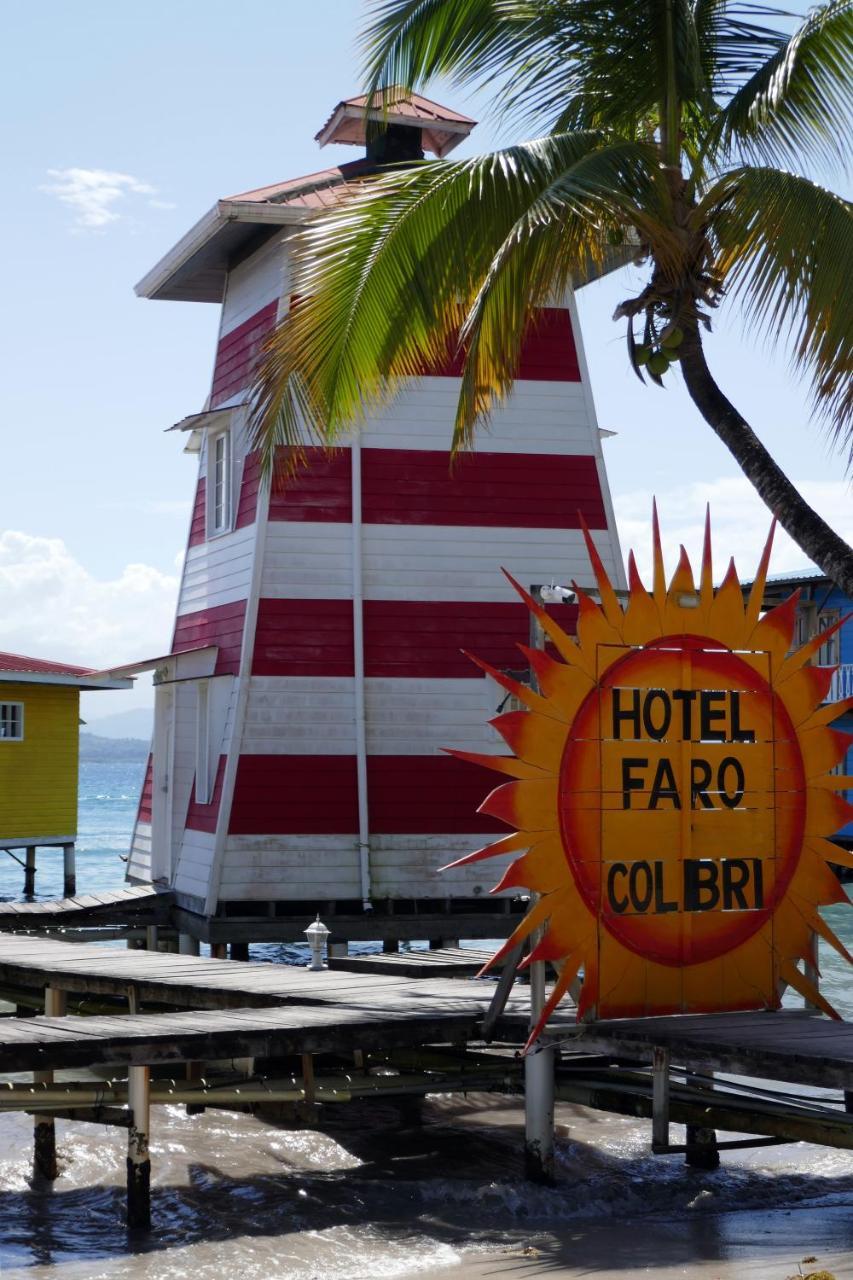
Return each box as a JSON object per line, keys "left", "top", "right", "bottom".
{"left": 2, "top": 761, "right": 853, "bottom": 1279}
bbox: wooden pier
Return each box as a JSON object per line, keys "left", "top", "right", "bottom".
{"left": 4, "top": 935, "right": 853, "bottom": 1231}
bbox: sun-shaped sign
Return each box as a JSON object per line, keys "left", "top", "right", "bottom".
{"left": 446, "top": 509, "right": 853, "bottom": 1038}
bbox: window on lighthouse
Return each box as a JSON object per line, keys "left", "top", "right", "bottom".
{"left": 210, "top": 432, "right": 231, "bottom": 534}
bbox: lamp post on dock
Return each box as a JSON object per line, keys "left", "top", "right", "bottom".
{"left": 305, "top": 916, "right": 330, "bottom": 971}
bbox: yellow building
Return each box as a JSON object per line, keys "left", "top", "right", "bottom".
{"left": 0, "top": 651, "right": 131, "bottom": 897}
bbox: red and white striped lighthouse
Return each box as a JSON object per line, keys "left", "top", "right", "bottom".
{"left": 127, "top": 92, "right": 625, "bottom": 940}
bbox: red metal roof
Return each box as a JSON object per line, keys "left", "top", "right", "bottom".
{"left": 226, "top": 158, "right": 373, "bottom": 210}
{"left": 0, "top": 650, "right": 94, "bottom": 677}
{"left": 314, "top": 90, "right": 476, "bottom": 159}
{"left": 316, "top": 90, "right": 476, "bottom": 139}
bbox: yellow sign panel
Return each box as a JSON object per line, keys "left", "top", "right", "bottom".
{"left": 447, "top": 510, "right": 853, "bottom": 1035}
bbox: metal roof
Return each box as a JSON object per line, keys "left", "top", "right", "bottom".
{"left": 0, "top": 651, "right": 133, "bottom": 690}
{"left": 315, "top": 90, "right": 476, "bottom": 158}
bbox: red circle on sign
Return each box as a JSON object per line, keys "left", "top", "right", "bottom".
{"left": 558, "top": 638, "right": 806, "bottom": 967}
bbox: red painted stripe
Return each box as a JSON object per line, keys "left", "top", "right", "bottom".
{"left": 267, "top": 447, "right": 605, "bottom": 529}
{"left": 187, "top": 476, "right": 206, "bottom": 548}
{"left": 173, "top": 601, "right": 247, "bottom": 676}
{"left": 211, "top": 302, "right": 278, "bottom": 407}
{"left": 252, "top": 598, "right": 577, "bottom": 678}
{"left": 430, "top": 307, "right": 580, "bottom": 381}
{"left": 186, "top": 755, "right": 227, "bottom": 833}
{"left": 235, "top": 454, "right": 262, "bottom": 529}
{"left": 361, "top": 450, "right": 605, "bottom": 528}
{"left": 269, "top": 449, "right": 352, "bottom": 522}
{"left": 228, "top": 754, "right": 505, "bottom": 835}
{"left": 136, "top": 755, "right": 153, "bottom": 824}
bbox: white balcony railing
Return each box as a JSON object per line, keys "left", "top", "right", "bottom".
{"left": 824, "top": 664, "right": 853, "bottom": 703}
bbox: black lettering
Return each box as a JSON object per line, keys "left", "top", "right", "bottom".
{"left": 642, "top": 690, "right": 672, "bottom": 741}
{"left": 690, "top": 758, "right": 714, "bottom": 809}
{"left": 722, "top": 858, "right": 750, "bottom": 909}
{"left": 607, "top": 863, "right": 629, "bottom": 913}
{"left": 621, "top": 758, "right": 648, "bottom": 809}
{"left": 654, "top": 860, "right": 678, "bottom": 913}
{"left": 629, "top": 861, "right": 653, "bottom": 913}
{"left": 684, "top": 860, "right": 720, "bottom": 912}
{"left": 671, "top": 689, "right": 698, "bottom": 739}
{"left": 700, "top": 690, "right": 728, "bottom": 741}
{"left": 612, "top": 688, "right": 641, "bottom": 740}
{"left": 752, "top": 858, "right": 764, "bottom": 909}
{"left": 649, "top": 757, "right": 681, "bottom": 809}
{"left": 730, "top": 691, "right": 756, "bottom": 743}
{"left": 718, "top": 756, "right": 745, "bottom": 809}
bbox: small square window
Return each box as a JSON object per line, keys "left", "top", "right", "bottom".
{"left": 0, "top": 703, "right": 24, "bottom": 740}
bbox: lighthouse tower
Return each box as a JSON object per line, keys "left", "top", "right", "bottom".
{"left": 127, "top": 92, "right": 626, "bottom": 945}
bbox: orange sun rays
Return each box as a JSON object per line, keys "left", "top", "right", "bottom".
{"left": 451, "top": 508, "right": 853, "bottom": 1038}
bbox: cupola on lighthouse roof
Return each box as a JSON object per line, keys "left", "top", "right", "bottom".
{"left": 136, "top": 90, "right": 476, "bottom": 303}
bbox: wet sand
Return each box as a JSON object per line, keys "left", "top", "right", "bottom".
{"left": 3, "top": 1089, "right": 853, "bottom": 1279}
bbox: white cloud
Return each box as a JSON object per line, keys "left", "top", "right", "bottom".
{"left": 40, "top": 167, "right": 169, "bottom": 229}
{"left": 613, "top": 477, "right": 853, "bottom": 585}
{"left": 0, "top": 530, "right": 179, "bottom": 673}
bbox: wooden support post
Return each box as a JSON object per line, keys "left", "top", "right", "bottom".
{"left": 844, "top": 1090, "right": 853, "bottom": 1115}
{"left": 178, "top": 933, "right": 200, "bottom": 956}
{"left": 33, "top": 987, "right": 66, "bottom": 1180}
{"left": 62, "top": 843, "right": 76, "bottom": 897}
{"left": 185, "top": 1060, "right": 205, "bottom": 1116}
{"left": 230, "top": 943, "right": 249, "bottom": 961}
{"left": 24, "top": 847, "right": 36, "bottom": 899}
{"left": 440, "top": 939, "right": 460, "bottom": 949}
{"left": 685, "top": 1071, "right": 719, "bottom": 1169}
{"left": 127, "top": 1065, "right": 151, "bottom": 1230}
{"left": 328, "top": 940, "right": 348, "bottom": 959}
{"left": 652, "top": 1047, "right": 671, "bottom": 1151}
{"left": 301, "top": 1054, "right": 316, "bottom": 1105}
{"left": 145, "top": 925, "right": 159, "bottom": 952}
{"left": 210, "top": 943, "right": 227, "bottom": 960}
{"left": 804, "top": 930, "right": 820, "bottom": 1009}
{"left": 524, "top": 919, "right": 555, "bottom": 1184}
{"left": 382, "top": 939, "right": 399, "bottom": 954}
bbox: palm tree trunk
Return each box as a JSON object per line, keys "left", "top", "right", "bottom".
{"left": 679, "top": 331, "right": 853, "bottom": 596}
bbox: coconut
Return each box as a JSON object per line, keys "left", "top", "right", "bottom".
{"left": 661, "top": 325, "right": 684, "bottom": 349}
{"left": 634, "top": 344, "right": 652, "bottom": 366}
{"left": 647, "top": 351, "right": 670, "bottom": 376}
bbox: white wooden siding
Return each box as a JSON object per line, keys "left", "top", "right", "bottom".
{"left": 359, "top": 377, "right": 599, "bottom": 454}
{"left": 242, "top": 676, "right": 504, "bottom": 755}
{"left": 219, "top": 231, "right": 287, "bottom": 337}
{"left": 173, "top": 828, "right": 217, "bottom": 900}
{"left": 178, "top": 524, "right": 256, "bottom": 615}
{"left": 127, "top": 822, "right": 152, "bottom": 882}
{"left": 218, "top": 833, "right": 515, "bottom": 900}
{"left": 261, "top": 521, "right": 618, "bottom": 601}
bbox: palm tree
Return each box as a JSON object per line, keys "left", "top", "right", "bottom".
{"left": 252, "top": 0, "right": 853, "bottom": 591}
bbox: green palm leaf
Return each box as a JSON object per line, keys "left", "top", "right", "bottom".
{"left": 699, "top": 166, "right": 853, "bottom": 447}
{"left": 710, "top": 0, "right": 853, "bottom": 171}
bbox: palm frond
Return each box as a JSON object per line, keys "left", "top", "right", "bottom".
{"left": 710, "top": 0, "right": 853, "bottom": 171}
{"left": 698, "top": 166, "right": 853, "bottom": 450}
{"left": 250, "top": 133, "right": 667, "bottom": 470}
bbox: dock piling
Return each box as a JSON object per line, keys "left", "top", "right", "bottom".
{"left": 685, "top": 1071, "right": 720, "bottom": 1169}
{"left": 652, "top": 1046, "right": 671, "bottom": 1150}
{"left": 33, "top": 987, "right": 66, "bottom": 1180}
{"left": 524, "top": 923, "right": 555, "bottom": 1184}
{"left": 62, "top": 844, "right": 76, "bottom": 898}
{"left": 179, "top": 934, "right": 200, "bottom": 956}
{"left": 127, "top": 1065, "right": 151, "bottom": 1230}
{"left": 24, "top": 847, "right": 36, "bottom": 899}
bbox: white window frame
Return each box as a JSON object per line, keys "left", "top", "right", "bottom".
{"left": 818, "top": 610, "right": 841, "bottom": 666}
{"left": 195, "top": 680, "right": 211, "bottom": 805}
{"left": 0, "top": 702, "right": 24, "bottom": 741}
{"left": 208, "top": 430, "right": 232, "bottom": 536}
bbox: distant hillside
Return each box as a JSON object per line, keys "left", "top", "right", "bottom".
{"left": 79, "top": 732, "right": 150, "bottom": 763}
{"left": 82, "top": 707, "right": 153, "bottom": 740}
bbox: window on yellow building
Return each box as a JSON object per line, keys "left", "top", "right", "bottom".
{"left": 0, "top": 703, "right": 24, "bottom": 740}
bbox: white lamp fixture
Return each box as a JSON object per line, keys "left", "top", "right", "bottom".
{"left": 305, "top": 915, "right": 331, "bottom": 971}
{"left": 539, "top": 583, "right": 577, "bottom": 604}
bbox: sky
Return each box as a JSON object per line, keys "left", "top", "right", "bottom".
{"left": 1, "top": 0, "right": 850, "bottom": 722}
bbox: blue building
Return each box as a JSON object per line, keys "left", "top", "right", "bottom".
{"left": 747, "top": 569, "right": 852, "bottom": 848}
